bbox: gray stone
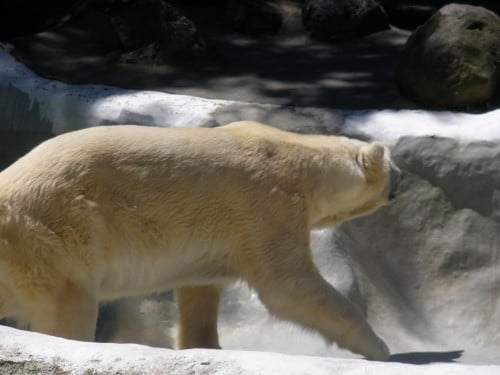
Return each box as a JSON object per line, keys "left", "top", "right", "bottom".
{"left": 393, "top": 137, "right": 500, "bottom": 219}
{"left": 396, "top": 4, "right": 500, "bottom": 108}
{"left": 338, "top": 136, "right": 500, "bottom": 350}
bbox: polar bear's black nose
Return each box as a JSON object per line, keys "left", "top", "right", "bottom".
{"left": 388, "top": 164, "right": 402, "bottom": 201}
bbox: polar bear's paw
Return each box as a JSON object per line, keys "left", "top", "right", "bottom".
{"left": 344, "top": 324, "right": 390, "bottom": 361}
{"left": 364, "top": 335, "right": 390, "bottom": 361}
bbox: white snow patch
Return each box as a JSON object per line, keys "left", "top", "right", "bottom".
{"left": 0, "top": 48, "right": 232, "bottom": 133}
{"left": 2, "top": 46, "right": 500, "bottom": 144}
{"left": 342, "top": 109, "right": 500, "bottom": 144}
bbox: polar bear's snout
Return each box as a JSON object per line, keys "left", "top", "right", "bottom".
{"left": 388, "top": 162, "right": 402, "bottom": 201}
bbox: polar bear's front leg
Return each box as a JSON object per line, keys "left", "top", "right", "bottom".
{"left": 244, "top": 242, "right": 389, "bottom": 361}
{"left": 26, "top": 279, "right": 98, "bottom": 341}
{"left": 176, "top": 285, "right": 221, "bottom": 349}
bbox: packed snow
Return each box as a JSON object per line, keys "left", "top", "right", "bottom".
{"left": 1, "top": 325, "right": 499, "bottom": 375}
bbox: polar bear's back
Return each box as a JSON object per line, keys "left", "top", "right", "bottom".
{"left": 0, "top": 123, "right": 312, "bottom": 234}
{"left": 0, "top": 123, "right": 321, "bottom": 200}
{"left": 0, "top": 126, "right": 236, "bottom": 193}
{"left": 0, "top": 123, "right": 295, "bottom": 178}
{"left": 0, "top": 124, "right": 292, "bottom": 298}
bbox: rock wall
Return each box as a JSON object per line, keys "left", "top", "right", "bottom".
{"left": 338, "top": 137, "right": 500, "bottom": 352}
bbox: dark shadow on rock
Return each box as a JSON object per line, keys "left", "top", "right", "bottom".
{"left": 389, "top": 350, "right": 464, "bottom": 364}
{"left": 6, "top": 1, "right": 414, "bottom": 110}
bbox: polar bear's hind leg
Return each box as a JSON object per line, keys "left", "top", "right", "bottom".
{"left": 0, "top": 282, "right": 15, "bottom": 321}
{"left": 176, "top": 285, "right": 221, "bottom": 349}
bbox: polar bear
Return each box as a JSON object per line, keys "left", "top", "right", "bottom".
{"left": 0, "top": 121, "right": 400, "bottom": 360}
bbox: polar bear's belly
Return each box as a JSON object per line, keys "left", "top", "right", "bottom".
{"left": 96, "top": 241, "right": 234, "bottom": 301}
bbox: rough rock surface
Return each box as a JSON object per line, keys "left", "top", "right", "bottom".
{"left": 339, "top": 137, "right": 500, "bottom": 351}
{"left": 396, "top": 4, "right": 500, "bottom": 108}
{"left": 109, "top": 0, "right": 211, "bottom": 66}
{"left": 302, "top": 0, "right": 389, "bottom": 41}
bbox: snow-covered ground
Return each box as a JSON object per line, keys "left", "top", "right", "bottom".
{"left": 1, "top": 46, "right": 499, "bottom": 143}
{"left": 1, "top": 325, "right": 499, "bottom": 375}
{"left": 1, "top": 44, "right": 500, "bottom": 374}
{"left": 343, "top": 109, "right": 500, "bottom": 143}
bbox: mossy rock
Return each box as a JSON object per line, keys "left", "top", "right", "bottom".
{"left": 396, "top": 4, "right": 500, "bottom": 108}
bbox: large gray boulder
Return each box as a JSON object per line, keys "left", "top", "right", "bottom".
{"left": 302, "top": 0, "right": 389, "bottom": 41}
{"left": 339, "top": 137, "right": 500, "bottom": 351}
{"left": 396, "top": 4, "right": 500, "bottom": 108}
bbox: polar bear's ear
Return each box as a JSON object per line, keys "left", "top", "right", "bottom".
{"left": 357, "top": 143, "right": 385, "bottom": 173}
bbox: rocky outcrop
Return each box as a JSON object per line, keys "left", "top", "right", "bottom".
{"left": 302, "top": 0, "right": 389, "bottom": 41}
{"left": 109, "top": 0, "right": 212, "bottom": 66}
{"left": 339, "top": 136, "right": 500, "bottom": 351}
{"left": 396, "top": 4, "right": 500, "bottom": 108}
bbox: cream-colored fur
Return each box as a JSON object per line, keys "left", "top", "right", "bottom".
{"left": 0, "top": 121, "right": 400, "bottom": 360}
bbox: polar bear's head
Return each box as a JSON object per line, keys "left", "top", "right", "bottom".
{"left": 309, "top": 139, "right": 401, "bottom": 229}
